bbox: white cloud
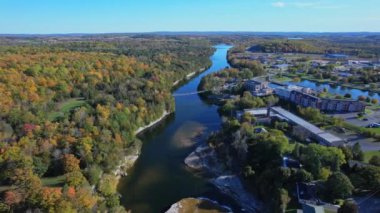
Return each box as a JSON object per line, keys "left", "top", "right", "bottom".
{"left": 272, "top": 2, "right": 286, "bottom": 8}
{"left": 292, "top": 2, "right": 320, "bottom": 8}
{"left": 271, "top": 1, "right": 345, "bottom": 10}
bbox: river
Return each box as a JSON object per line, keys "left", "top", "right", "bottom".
{"left": 118, "top": 44, "right": 237, "bottom": 212}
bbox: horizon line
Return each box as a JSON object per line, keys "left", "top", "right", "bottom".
{"left": 1, "top": 31, "right": 380, "bottom": 36}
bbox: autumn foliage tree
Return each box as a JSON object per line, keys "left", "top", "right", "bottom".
{"left": 0, "top": 36, "right": 214, "bottom": 211}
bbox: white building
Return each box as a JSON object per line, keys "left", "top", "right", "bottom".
{"left": 274, "top": 85, "right": 309, "bottom": 100}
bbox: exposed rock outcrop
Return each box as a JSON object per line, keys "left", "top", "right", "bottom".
{"left": 166, "top": 197, "right": 232, "bottom": 213}
{"left": 211, "top": 175, "right": 261, "bottom": 213}
{"left": 135, "top": 110, "right": 171, "bottom": 135}
{"left": 185, "top": 145, "right": 262, "bottom": 212}
{"left": 113, "top": 155, "right": 139, "bottom": 179}
{"left": 184, "top": 145, "right": 224, "bottom": 176}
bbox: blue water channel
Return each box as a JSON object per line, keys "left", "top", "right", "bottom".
{"left": 118, "top": 44, "right": 238, "bottom": 212}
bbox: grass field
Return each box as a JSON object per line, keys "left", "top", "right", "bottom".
{"left": 0, "top": 175, "right": 66, "bottom": 193}
{"left": 272, "top": 76, "right": 293, "bottom": 82}
{"left": 367, "top": 127, "right": 380, "bottom": 135}
{"left": 48, "top": 98, "right": 87, "bottom": 121}
{"left": 41, "top": 175, "right": 66, "bottom": 187}
{"left": 365, "top": 108, "right": 374, "bottom": 115}
{"left": 0, "top": 185, "right": 14, "bottom": 193}
{"left": 364, "top": 150, "right": 380, "bottom": 162}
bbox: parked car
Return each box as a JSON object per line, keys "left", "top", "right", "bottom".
{"left": 366, "top": 123, "right": 380, "bottom": 128}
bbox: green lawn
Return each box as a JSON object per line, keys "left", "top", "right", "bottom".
{"left": 0, "top": 176, "right": 66, "bottom": 192}
{"left": 41, "top": 175, "right": 66, "bottom": 187}
{"left": 364, "top": 151, "right": 380, "bottom": 163}
{"left": 367, "top": 104, "right": 380, "bottom": 111}
{"left": 272, "top": 76, "right": 292, "bottom": 82}
{"left": 48, "top": 98, "right": 87, "bottom": 121}
{"left": 367, "top": 128, "right": 380, "bottom": 135}
{"left": 0, "top": 185, "right": 14, "bottom": 193}
{"left": 365, "top": 109, "right": 374, "bottom": 115}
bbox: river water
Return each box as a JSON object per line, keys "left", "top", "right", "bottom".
{"left": 118, "top": 44, "right": 236, "bottom": 212}
{"left": 286, "top": 80, "right": 380, "bottom": 101}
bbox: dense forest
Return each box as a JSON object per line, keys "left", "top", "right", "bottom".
{"left": 0, "top": 36, "right": 213, "bottom": 212}
{"left": 227, "top": 35, "right": 380, "bottom": 58}
{"left": 249, "top": 40, "right": 323, "bottom": 54}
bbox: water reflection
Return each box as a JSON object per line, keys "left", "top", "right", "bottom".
{"left": 287, "top": 80, "right": 380, "bottom": 101}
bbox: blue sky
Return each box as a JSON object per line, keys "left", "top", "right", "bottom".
{"left": 0, "top": 0, "right": 379, "bottom": 34}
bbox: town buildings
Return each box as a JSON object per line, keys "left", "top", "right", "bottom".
{"left": 237, "top": 107, "right": 344, "bottom": 146}
{"left": 244, "top": 79, "right": 274, "bottom": 96}
{"left": 275, "top": 86, "right": 366, "bottom": 113}
{"left": 272, "top": 64, "right": 290, "bottom": 71}
{"left": 271, "top": 107, "right": 344, "bottom": 146}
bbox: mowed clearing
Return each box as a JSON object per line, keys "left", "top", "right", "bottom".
{"left": 48, "top": 98, "right": 87, "bottom": 121}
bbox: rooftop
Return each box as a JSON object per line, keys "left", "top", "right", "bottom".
{"left": 271, "top": 107, "right": 323, "bottom": 135}
{"left": 271, "top": 107, "right": 343, "bottom": 145}
{"left": 317, "top": 132, "right": 343, "bottom": 144}
{"left": 244, "top": 108, "right": 268, "bottom": 116}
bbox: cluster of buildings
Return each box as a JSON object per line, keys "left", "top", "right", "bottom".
{"left": 311, "top": 58, "right": 380, "bottom": 77}
{"left": 235, "top": 50, "right": 380, "bottom": 77}
{"left": 313, "top": 57, "right": 380, "bottom": 79}
{"left": 271, "top": 107, "right": 344, "bottom": 146}
{"left": 233, "top": 52, "right": 292, "bottom": 68}
{"left": 244, "top": 79, "right": 274, "bottom": 97}
{"left": 275, "top": 85, "right": 366, "bottom": 113}
{"left": 236, "top": 107, "right": 344, "bottom": 146}
{"left": 242, "top": 79, "right": 366, "bottom": 113}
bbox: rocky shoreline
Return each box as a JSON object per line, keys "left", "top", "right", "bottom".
{"left": 184, "top": 144, "right": 262, "bottom": 213}
{"left": 211, "top": 175, "right": 261, "bottom": 213}
{"left": 117, "top": 67, "right": 209, "bottom": 179}
{"left": 184, "top": 144, "right": 225, "bottom": 176}
{"left": 113, "top": 155, "right": 139, "bottom": 180}
{"left": 113, "top": 110, "right": 172, "bottom": 180}
{"left": 166, "top": 197, "right": 232, "bottom": 213}
{"left": 135, "top": 110, "right": 171, "bottom": 135}
{"left": 114, "top": 65, "right": 211, "bottom": 203}
{"left": 113, "top": 66, "right": 211, "bottom": 195}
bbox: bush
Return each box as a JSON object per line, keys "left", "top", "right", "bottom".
{"left": 369, "top": 155, "right": 380, "bottom": 167}
{"left": 86, "top": 165, "right": 103, "bottom": 185}
{"left": 325, "top": 172, "right": 354, "bottom": 201}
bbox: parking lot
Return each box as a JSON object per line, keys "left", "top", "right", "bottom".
{"left": 327, "top": 111, "right": 380, "bottom": 151}
{"left": 332, "top": 110, "right": 380, "bottom": 128}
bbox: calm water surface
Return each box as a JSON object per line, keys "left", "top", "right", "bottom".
{"left": 287, "top": 80, "right": 380, "bottom": 100}
{"left": 118, "top": 45, "right": 236, "bottom": 212}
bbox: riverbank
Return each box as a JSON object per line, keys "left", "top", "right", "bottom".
{"left": 118, "top": 45, "right": 234, "bottom": 212}
{"left": 114, "top": 64, "right": 213, "bottom": 180}
{"left": 166, "top": 197, "right": 232, "bottom": 213}
{"left": 173, "top": 67, "right": 209, "bottom": 87}
{"left": 135, "top": 110, "right": 171, "bottom": 135}
{"left": 112, "top": 110, "right": 172, "bottom": 180}
{"left": 116, "top": 64, "right": 212, "bottom": 178}
{"left": 283, "top": 73, "right": 380, "bottom": 94}
{"left": 185, "top": 144, "right": 262, "bottom": 212}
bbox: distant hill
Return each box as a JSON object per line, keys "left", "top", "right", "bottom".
{"left": 248, "top": 40, "right": 323, "bottom": 54}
